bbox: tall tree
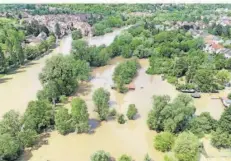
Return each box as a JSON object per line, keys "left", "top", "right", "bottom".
{"left": 71, "top": 98, "right": 90, "bottom": 133}
{"left": 55, "top": 107, "right": 73, "bottom": 135}
{"left": 93, "top": 88, "right": 110, "bottom": 121}
{"left": 23, "top": 100, "right": 53, "bottom": 132}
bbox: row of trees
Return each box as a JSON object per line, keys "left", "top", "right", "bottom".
{"left": 113, "top": 59, "right": 139, "bottom": 93}
{"left": 91, "top": 150, "right": 151, "bottom": 161}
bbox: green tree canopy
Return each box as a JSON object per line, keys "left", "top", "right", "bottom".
{"left": 173, "top": 132, "right": 200, "bottom": 161}
{"left": 91, "top": 150, "right": 111, "bottom": 161}
{"left": 71, "top": 98, "right": 90, "bottom": 133}
{"left": 55, "top": 107, "right": 73, "bottom": 135}
{"left": 93, "top": 88, "right": 110, "bottom": 121}
{"left": 126, "top": 104, "right": 138, "bottom": 120}
{"left": 147, "top": 94, "right": 195, "bottom": 133}
{"left": 154, "top": 132, "right": 175, "bottom": 152}
{"left": 23, "top": 100, "right": 53, "bottom": 133}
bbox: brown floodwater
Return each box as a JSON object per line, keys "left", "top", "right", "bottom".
{"left": 0, "top": 26, "right": 226, "bottom": 161}
{"left": 0, "top": 35, "right": 72, "bottom": 118}
{"left": 19, "top": 57, "right": 228, "bottom": 161}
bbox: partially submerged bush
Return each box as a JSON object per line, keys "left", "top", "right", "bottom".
{"left": 126, "top": 104, "right": 138, "bottom": 120}
{"left": 117, "top": 114, "right": 126, "bottom": 124}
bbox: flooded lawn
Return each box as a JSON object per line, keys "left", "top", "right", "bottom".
{"left": 19, "top": 57, "right": 227, "bottom": 161}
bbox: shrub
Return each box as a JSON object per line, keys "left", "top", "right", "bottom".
{"left": 118, "top": 154, "right": 132, "bottom": 161}
{"left": 91, "top": 150, "right": 111, "bottom": 161}
{"left": 109, "top": 108, "right": 117, "bottom": 117}
{"left": 118, "top": 114, "right": 126, "bottom": 124}
{"left": 154, "top": 132, "right": 175, "bottom": 152}
{"left": 126, "top": 104, "right": 138, "bottom": 120}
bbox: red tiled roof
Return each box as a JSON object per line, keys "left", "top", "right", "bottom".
{"left": 211, "top": 43, "right": 224, "bottom": 50}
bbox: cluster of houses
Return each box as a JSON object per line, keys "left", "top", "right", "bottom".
{"left": 218, "top": 16, "right": 231, "bottom": 26}
{"left": 23, "top": 14, "right": 93, "bottom": 38}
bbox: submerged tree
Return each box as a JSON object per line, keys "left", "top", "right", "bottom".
{"left": 55, "top": 107, "right": 73, "bottom": 135}
{"left": 126, "top": 104, "right": 138, "bottom": 120}
{"left": 154, "top": 132, "right": 175, "bottom": 152}
{"left": 173, "top": 132, "right": 200, "bottom": 161}
{"left": 71, "top": 98, "right": 90, "bottom": 133}
{"left": 93, "top": 88, "right": 110, "bottom": 121}
{"left": 91, "top": 150, "right": 111, "bottom": 161}
{"left": 147, "top": 94, "right": 195, "bottom": 133}
{"left": 23, "top": 100, "right": 53, "bottom": 133}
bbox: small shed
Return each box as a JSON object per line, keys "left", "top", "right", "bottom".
{"left": 126, "top": 83, "right": 135, "bottom": 90}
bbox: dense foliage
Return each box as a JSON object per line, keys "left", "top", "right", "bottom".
{"left": 0, "top": 18, "right": 56, "bottom": 74}
{"left": 38, "top": 55, "right": 90, "bottom": 104}
{"left": 23, "top": 100, "right": 53, "bottom": 133}
{"left": 173, "top": 132, "right": 200, "bottom": 161}
{"left": 113, "top": 59, "right": 138, "bottom": 92}
{"left": 0, "top": 110, "right": 38, "bottom": 161}
{"left": 208, "top": 23, "right": 231, "bottom": 38}
{"left": 154, "top": 132, "right": 175, "bottom": 152}
{"left": 147, "top": 94, "right": 195, "bottom": 133}
{"left": 55, "top": 107, "right": 73, "bottom": 135}
{"left": 93, "top": 88, "right": 110, "bottom": 121}
{"left": 211, "top": 106, "right": 231, "bottom": 148}
{"left": 91, "top": 150, "right": 111, "bottom": 161}
{"left": 71, "top": 98, "right": 90, "bottom": 133}
{"left": 188, "top": 112, "right": 217, "bottom": 137}
{"left": 126, "top": 104, "right": 138, "bottom": 120}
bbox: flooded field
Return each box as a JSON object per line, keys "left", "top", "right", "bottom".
{"left": 0, "top": 26, "right": 228, "bottom": 161}
{"left": 19, "top": 57, "right": 227, "bottom": 161}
